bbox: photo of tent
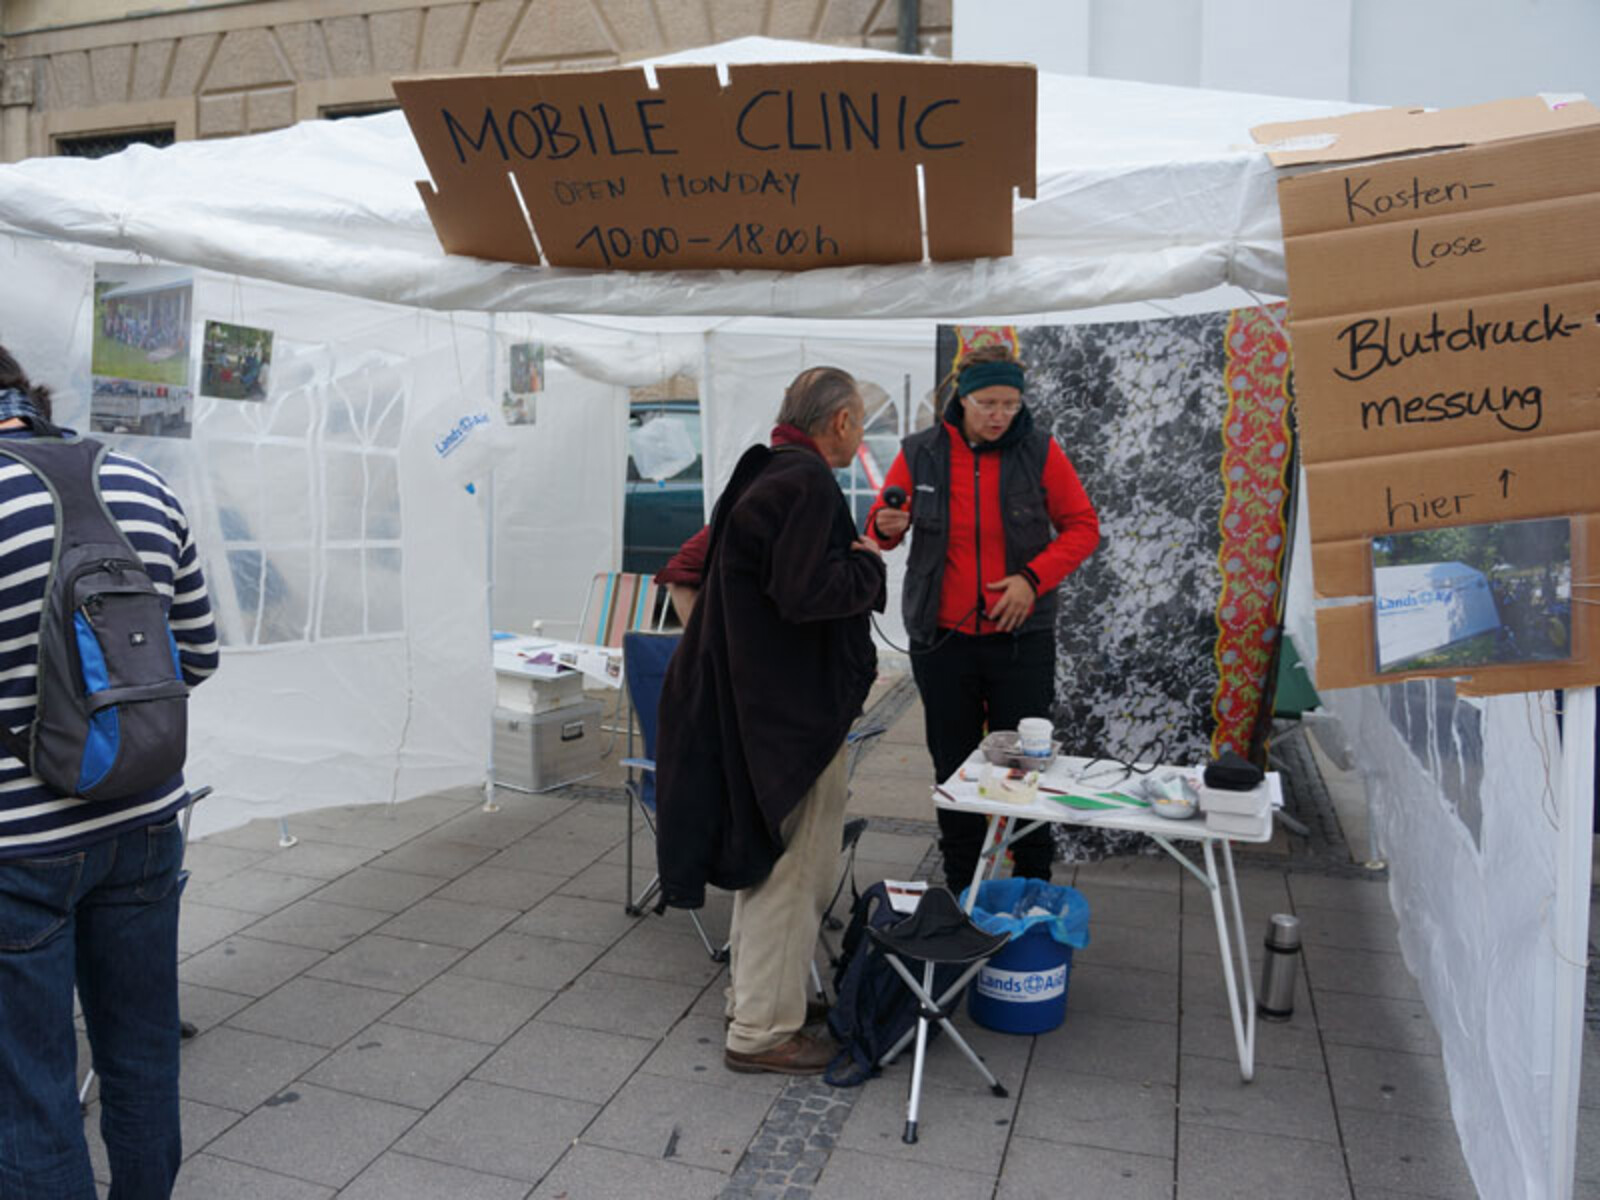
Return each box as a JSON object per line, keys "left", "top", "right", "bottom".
{"left": 1375, "top": 561, "right": 1501, "bottom": 671}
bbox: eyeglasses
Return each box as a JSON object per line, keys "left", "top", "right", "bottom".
{"left": 967, "top": 397, "right": 1022, "bottom": 415}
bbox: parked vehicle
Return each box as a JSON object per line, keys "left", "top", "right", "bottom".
{"left": 623, "top": 400, "right": 704, "bottom": 575}
{"left": 90, "top": 377, "right": 189, "bottom": 436}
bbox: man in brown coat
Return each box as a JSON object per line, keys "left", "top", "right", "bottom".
{"left": 655, "top": 366, "right": 885, "bottom": 1074}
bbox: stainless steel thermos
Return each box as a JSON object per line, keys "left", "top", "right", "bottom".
{"left": 1256, "top": 913, "right": 1302, "bottom": 1021}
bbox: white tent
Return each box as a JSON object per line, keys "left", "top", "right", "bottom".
{"left": 0, "top": 36, "right": 1589, "bottom": 1200}
{"left": 1375, "top": 561, "right": 1501, "bottom": 670}
{"left": 0, "top": 37, "right": 1360, "bottom": 319}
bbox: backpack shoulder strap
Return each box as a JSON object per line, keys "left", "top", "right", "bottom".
{"left": 0, "top": 436, "right": 130, "bottom": 559}
{"left": 0, "top": 435, "right": 125, "bottom": 762}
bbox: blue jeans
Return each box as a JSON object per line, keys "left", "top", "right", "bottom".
{"left": 0, "top": 815, "right": 185, "bottom": 1200}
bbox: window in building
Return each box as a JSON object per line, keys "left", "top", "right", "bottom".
{"left": 320, "top": 103, "right": 399, "bottom": 120}
{"left": 55, "top": 127, "right": 175, "bottom": 158}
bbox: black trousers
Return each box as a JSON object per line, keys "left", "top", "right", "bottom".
{"left": 911, "top": 628, "right": 1057, "bottom": 892}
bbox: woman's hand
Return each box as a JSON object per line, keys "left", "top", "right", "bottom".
{"left": 872, "top": 507, "right": 910, "bottom": 540}
{"left": 984, "top": 574, "right": 1037, "bottom": 631}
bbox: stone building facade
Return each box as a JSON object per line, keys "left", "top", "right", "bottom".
{"left": 0, "top": 0, "right": 951, "bottom": 162}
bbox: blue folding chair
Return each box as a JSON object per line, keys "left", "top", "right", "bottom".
{"left": 620, "top": 632, "right": 726, "bottom": 961}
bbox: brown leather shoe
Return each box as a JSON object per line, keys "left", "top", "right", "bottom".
{"left": 725, "top": 1032, "right": 834, "bottom": 1076}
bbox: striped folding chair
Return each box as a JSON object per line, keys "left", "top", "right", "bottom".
{"left": 577, "top": 572, "right": 667, "bottom": 735}
{"left": 578, "top": 572, "right": 665, "bottom": 649}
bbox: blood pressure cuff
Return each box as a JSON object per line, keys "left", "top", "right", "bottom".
{"left": 1203, "top": 750, "right": 1264, "bottom": 792}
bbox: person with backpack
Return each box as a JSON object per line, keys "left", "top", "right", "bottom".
{"left": 0, "top": 344, "right": 218, "bottom": 1199}
{"left": 655, "top": 367, "right": 885, "bottom": 1076}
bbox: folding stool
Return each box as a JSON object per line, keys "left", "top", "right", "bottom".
{"left": 868, "top": 884, "right": 1012, "bottom": 1144}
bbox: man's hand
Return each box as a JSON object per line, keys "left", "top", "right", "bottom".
{"left": 872, "top": 507, "right": 910, "bottom": 540}
{"left": 851, "top": 537, "right": 883, "bottom": 558}
{"left": 984, "top": 574, "right": 1036, "bottom": 632}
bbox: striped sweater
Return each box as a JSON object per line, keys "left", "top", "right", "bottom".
{"left": 0, "top": 431, "right": 218, "bottom": 858}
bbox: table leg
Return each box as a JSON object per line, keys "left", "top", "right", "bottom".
{"left": 1203, "top": 838, "right": 1257, "bottom": 1082}
{"left": 965, "top": 816, "right": 1001, "bottom": 915}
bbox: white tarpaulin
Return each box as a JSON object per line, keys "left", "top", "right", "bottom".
{"left": 0, "top": 36, "right": 1588, "bottom": 1200}
{"left": 0, "top": 38, "right": 1362, "bottom": 320}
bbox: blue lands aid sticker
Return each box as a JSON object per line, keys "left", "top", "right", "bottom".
{"left": 433, "top": 411, "right": 492, "bottom": 460}
{"left": 976, "top": 963, "right": 1067, "bottom": 1001}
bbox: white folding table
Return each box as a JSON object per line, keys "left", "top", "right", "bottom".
{"left": 933, "top": 751, "right": 1280, "bottom": 1082}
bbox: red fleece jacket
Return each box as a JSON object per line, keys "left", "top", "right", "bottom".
{"left": 866, "top": 424, "right": 1099, "bottom": 635}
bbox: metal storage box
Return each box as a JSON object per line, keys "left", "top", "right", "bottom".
{"left": 491, "top": 700, "right": 603, "bottom": 793}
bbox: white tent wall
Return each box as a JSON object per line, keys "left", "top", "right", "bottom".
{"left": 485, "top": 317, "right": 639, "bottom": 639}
{"left": 0, "top": 233, "right": 494, "bottom": 839}
{"left": 1319, "top": 682, "right": 1577, "bottom": 1200}
{"left": 1286, "top": 481, "right": 1589, "bottom": 1200}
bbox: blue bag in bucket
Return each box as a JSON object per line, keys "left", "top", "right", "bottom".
{"left": 959, "top": 878, "right": 1091, "bottom": 1035}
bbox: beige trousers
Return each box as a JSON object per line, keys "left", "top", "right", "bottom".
{"left": 724, "top": 742, "right": 850, "bottom": 1055}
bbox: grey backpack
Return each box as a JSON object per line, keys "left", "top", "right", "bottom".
{"left": 0, "top": 435, "right": 189, "bottom": 800}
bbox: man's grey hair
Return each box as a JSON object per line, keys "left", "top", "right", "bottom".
{"left": 775, "top": 366, "right": 859, "bottom": 436}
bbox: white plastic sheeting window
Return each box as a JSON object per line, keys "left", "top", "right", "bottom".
{"left": 205, "top": 345, "right": 405, "bottom": 647}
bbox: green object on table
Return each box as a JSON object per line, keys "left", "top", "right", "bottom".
{"left": 1047, "top": 792, "right": 1148, "bottom": 812}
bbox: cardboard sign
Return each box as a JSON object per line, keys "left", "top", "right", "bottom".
{"left": 1257, "top": 98, "right": 1600, "bottom": 694}
{"left": 1255, "top": 95, "right": 1600, "bottom": 167}
{"left": 392, "top": 61, "right": 1036, "bottom": 272}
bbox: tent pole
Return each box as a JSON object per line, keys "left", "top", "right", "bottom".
{"left": 1550, "top": 685, "right": 1594, "bottom": 1200}
{"left": 482, "top": 313, "right": 500, "bottom": 813}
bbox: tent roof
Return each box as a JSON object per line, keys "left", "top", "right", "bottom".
{"left": 0, "top": 37, "right": 1364, "bottom": 319}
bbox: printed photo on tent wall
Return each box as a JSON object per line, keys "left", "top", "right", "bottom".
{"left": 509, "top": 342, "right": 544, "bottom": 396}
{"left": 502, "top": 341, "right": 543, "bottom": 426}
{"left": 1373, "top": 517, "right": 1574, "bottom": 675}
{"left": 501, "top": 390, "right": 536, "bottom": 426}
{"left": 89, "top": 263, "right": 194, "bottom": 438}
{"left": 200, "top": 320, "right": 273, "bottom": 402}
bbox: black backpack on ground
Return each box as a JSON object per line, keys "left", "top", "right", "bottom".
{"left": 824, "top": 881, "right": 965, "bottom": 1087}
{"left": 0, "top": 435, "right": 189, "bottom": 800}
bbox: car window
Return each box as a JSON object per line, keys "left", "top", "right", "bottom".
{"left": 628, "top": 407, "right": 702, "bottom": 483}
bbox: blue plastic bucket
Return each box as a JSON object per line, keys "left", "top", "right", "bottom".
{"left": 967, "top": 925, "right": 1073, "bottom": 1034}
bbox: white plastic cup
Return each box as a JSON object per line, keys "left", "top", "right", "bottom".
{"left": 1017, "top": 717, "right": 1053, "bottom": 758}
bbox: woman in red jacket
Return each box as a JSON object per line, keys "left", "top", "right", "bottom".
{"left": 866, "top": 346, "right": 1100, "bottom": 892}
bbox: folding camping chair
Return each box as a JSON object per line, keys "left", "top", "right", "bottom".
{"left": 870, "top": 885, "right": 1012, "bottom": 1144}
{"left": 619, "top": 631, "right": 726, "bottom": 960}
{"left": 577, "top": 572, "right": 668, "bottom": 737}
{"left": 78, "top": 784, "right": 212, "bottom": 1110}
{"left": 577, "top": 571, "right": 667, "bottom": 649}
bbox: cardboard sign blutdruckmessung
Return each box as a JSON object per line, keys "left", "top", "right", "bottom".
{"left": 392, "top": 60, "right": 1036, "bottom": 272}
{"left": 1256, "top": 98, "right": 1600, "bottom": 694}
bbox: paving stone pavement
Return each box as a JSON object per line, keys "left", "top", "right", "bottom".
{"left": 74, "top": 680, "right": 1528, "bottom": 1199}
